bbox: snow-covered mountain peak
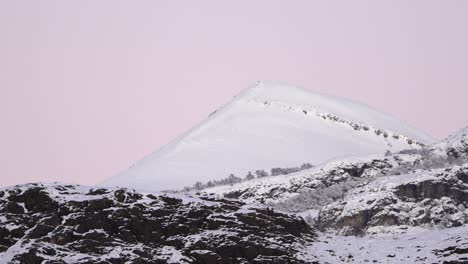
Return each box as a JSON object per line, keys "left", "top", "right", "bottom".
{"left": 102, "top": 82, "right": 434, "bottom": 191}
{"left": 234, "top": 81, "right": 434, "bottom": 143}
{"left": 234, "top": 80, "right": 308, "bottom": 99}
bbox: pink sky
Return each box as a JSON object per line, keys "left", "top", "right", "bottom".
{"left": 1, "top": 1, "right": 468, "bottom": 187}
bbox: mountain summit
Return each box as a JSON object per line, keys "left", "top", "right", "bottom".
{"left": 103, "top": 82, "right": 434, "bottom": 191}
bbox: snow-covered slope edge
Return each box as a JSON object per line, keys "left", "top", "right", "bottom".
{"left": 103, "top": 81, "right": 434, "bottom": 191}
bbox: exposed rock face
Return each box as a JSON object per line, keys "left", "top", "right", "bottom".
{"left": 395, "top": 180, "right": 468, "bottom": 202}
{"left": 0, "top": 184, "right": 316, "bottom": 263}
{"left": 317, "top": 165, "right": 468, "bottom": 236}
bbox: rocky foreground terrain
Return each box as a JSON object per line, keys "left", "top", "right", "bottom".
{"left": 1, "top": 128, "right": 468, "bottom": 263}
{"left": 0, "top": 184, "right": 315, "bottom": 263}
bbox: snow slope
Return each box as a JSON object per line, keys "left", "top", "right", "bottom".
{"left": 103, "top": 81, "right": 434, "bottom": 191}
{"left": 298, "top": 225, "right": 468, "bottom": 263}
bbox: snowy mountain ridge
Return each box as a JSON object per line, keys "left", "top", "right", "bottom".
{"left": 228, "top": 82, "right": 433, "bottom": 143}
{"left": 103, "top": 81, "right": 434, "bottom": 191}
{"left": 233, "top": 96, "right": 426, "bottom": 147}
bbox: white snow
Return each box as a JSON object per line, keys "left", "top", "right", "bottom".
{"left": 158, "top": 246, "right": 191, "bottom": 264}
{"left": 102, "top": 81, "right": 434, "bottom": 191}
{"left": 298, "top": 225, "right": 468, "bottom": 263}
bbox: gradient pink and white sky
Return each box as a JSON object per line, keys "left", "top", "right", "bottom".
{"left": 1, "top": 1, "right": 467, "bottom": 187}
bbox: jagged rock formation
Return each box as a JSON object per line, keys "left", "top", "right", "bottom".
{"left": 0, "top": 184, "right": 315, "bottom": 263}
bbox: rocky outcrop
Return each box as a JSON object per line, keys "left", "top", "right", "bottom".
{"left": 317, "top": 165, "right": 468, "bottom": 236}
{"left": 0, "top": 184, "right": 316, "bottom": 263}
{"left": 395, "top": 180, "right": 468, "bottom": 202}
